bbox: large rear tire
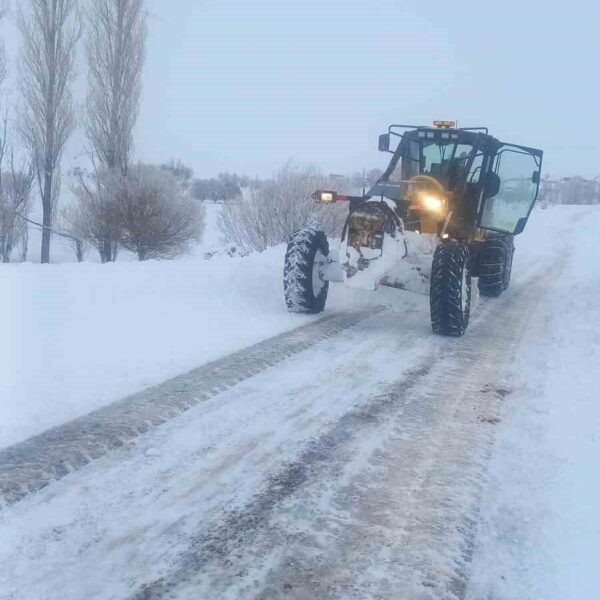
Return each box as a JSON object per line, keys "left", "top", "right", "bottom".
{"left": 283, "top": 227, "right": 329, "bottom": 313}
{"left": 430, "top": 242, "right": 472, "bottom": 336}
{"left": 478, "top": 235, "right": 514, "bottom": 297}
{"left": 502, "top": 236, "right": 515, "bottom": 291}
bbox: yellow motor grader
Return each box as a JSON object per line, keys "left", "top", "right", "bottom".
{"left": 283, "top": 121, "right": 543, "bottom": 336}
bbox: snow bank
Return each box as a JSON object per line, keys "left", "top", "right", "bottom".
{"left": 1, "top": 245, "right": 310, "bottom": 448}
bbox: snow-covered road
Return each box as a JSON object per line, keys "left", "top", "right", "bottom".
{"left": 2, "top": 206, "right": 599, "bottom": 599}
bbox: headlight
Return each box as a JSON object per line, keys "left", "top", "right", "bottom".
{"left": 421, "top": 194, "right": 444, "bottom": 212}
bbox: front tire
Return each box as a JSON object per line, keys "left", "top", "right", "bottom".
{"left": 283, "top": 227, "right": 329, "bottom": 313}
{"left": 430, "top": 242, "right": 472, "bottom": 336}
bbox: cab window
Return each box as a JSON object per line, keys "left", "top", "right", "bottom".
{"left": 480, "top": 147, "right": 540, "bottom": 234}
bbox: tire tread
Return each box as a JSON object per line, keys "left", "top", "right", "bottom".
{"left": 430, "top": 242, "right": 471, "bottom": 336}
{"left": 283, "top": 228, "right": 329, "bottom": 313}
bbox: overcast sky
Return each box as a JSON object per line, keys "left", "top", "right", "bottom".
{"left": 3, "top": 0, "right": 599, "bottom": 180}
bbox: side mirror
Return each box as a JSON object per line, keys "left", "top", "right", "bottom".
{"left": 532, "top": 171, "right": 540, "bottom": 184}
{"left": 485, "top": 172, "right": 501, "bottom": 197}
{"left": 378, "top": 133, "right": 391, "bottom": 152}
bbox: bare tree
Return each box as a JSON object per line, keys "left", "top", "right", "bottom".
{"left": 116, "top": 163, "right": 204, "bottom": 261}
{"left": 17, "top": 0, "right": 81, "bottom": 263}
{"left": 0, "top": 2, "right": 8, "bottom": 191}
{"left": 18, "top": 224, "right": 29, "bottom": 261}
{"left": 63, "top": 168, "right": 122, "bottom": 262}
{"left": 0, "top": 2, "right": 6, "bottom": 91}
{"left": 82, "top": 0, "right": 146, "bottom": 262}
{"left": 218, "top": 162, "right": 348, "bottom": 253}
{"left": 160, "top": 159, "right": 193, "bottom": 190}
{"left": 0, "top": 81, "right": 35, "bottom": 263}
{"left": 0, "top": 153, "right": 35, "bottom": 262}
{"left": 85, "top": 0, "right": 146, "bottom": 174}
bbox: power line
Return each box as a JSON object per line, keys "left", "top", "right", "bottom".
{"left": 15, "top": 212, "right": 84, "bottom": 262}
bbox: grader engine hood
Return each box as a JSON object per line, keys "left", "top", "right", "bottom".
{"left": 344, "top": 204, "right": 387, "bottom": 275}
{"left": 339, "top": 200, "right": 407, "bottom": 291}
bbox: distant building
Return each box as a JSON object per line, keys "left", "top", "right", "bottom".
{"left": 539, "top": 175, "right": 600, "bottom": 205}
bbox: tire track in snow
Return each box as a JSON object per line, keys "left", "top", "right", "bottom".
{"left": 130, "top": 358, "right": 439, "bottom": 600}
{"left": 0, "top": 307, "right": 384, "bottom": 509}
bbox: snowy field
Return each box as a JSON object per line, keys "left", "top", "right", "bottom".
{"left": 2, "top": 204, "right": 599, "bottom": 598}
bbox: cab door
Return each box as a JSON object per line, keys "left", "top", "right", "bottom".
{"left": 478, "top": 143, "right": 543, "bottom": 235}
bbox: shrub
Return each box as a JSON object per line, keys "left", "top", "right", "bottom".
{"left": 116, "top": 164, "right": 205, "bottom": 260}
{"left": 218, "top": 162, "right": 348, "bottom": 252}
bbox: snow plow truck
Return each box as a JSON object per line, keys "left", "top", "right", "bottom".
{"left": 283, "top": 121, "right": 543, "bottom": 336}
